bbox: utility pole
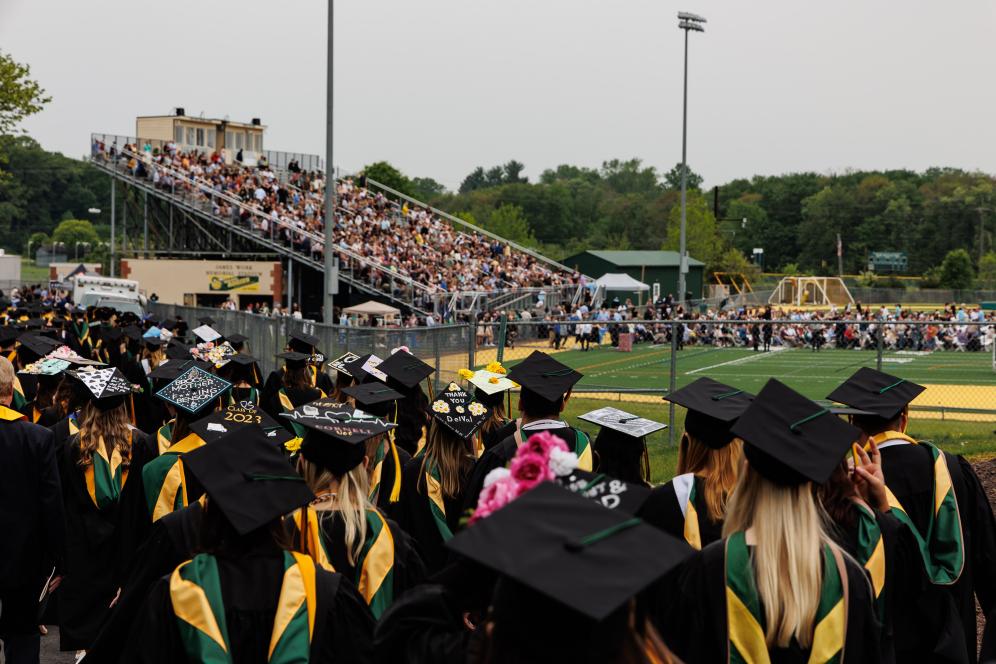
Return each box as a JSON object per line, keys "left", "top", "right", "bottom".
{"left": 977, "top": 207, "right": 989, "bottom": 265}
{"left": 676, "top": 12, "right": 705, "bottom": 306}
{"left": 836, "top": 233, "right": 843, "bottom": 277}
{"left": 322, "top": 0, "right": 336, "bottom": 322}
{"left": 110, "top": 178, "right": 116, "bottom": 276}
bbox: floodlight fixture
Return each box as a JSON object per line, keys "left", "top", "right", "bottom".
{"left": 677, "top": 12, "right": 707, "bottom": 23}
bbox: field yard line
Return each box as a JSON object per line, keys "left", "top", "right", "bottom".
{"left": 686, "top": 347, "right": 788, "bottom": 375}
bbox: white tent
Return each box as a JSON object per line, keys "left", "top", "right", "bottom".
{"left": 595, "top": 273, "right": 650, "bottom": 292}
{"left": 342, "top": 300, "right": 402, "bottom": 317}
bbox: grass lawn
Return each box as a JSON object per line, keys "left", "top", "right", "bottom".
{"left": 20, "top": 258, "right": 49, "bottom": 283}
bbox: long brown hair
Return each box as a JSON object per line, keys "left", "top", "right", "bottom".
{"left": 76, "top": 401, "right": 133, "bottom": 468}
{"left": 283, "top": 365, "right": 312, "bottom": 390}
{"left": 676, "top": 433, "right": 742, "bottom": 522}
{"left": 420, "top": 420, "right": 475, "bottom": 498}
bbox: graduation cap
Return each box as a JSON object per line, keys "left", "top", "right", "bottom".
{"left": 344, "top": 353, "right": 387, "bottom": 384}
{"left": 826, "top": 367, "right": 926, "bottom": 421}
{"left": 467, "top": 369, "right": 517, "bottom": 396}
{"left": 287, "top": 331, "right": 320, "bottom": 354}
{"left": 578, "top": 407, "right": 666, "bottom": 439}
{"left": 181, "top": 427, "right": 315, "bottom": 536}
{"left": 197, "top": 316, "right": 217, "bottom": 326}
{"left": 19, "top": 357, "right": 70, "bottom": 376}
{"left": 557, "top": 469, "right": 652, "bottom": 515}
{"left": 429, "top": 383, "right": 490, "bottom": 439}
{"left": 447, "top": 482, "right": 691, "bottom": 622}
{"left": 144, "top": 337, "right": 168, "bottom": 349}
{"left": 226, "top": 333, "right": 248, "bottom": 347}
{"left": 228, "top": 354, "right": 262, "bottom": 384}
{"left": 282, "top": 398, "right": 397, "bottom": 475}
{"left": 143, "top": 326, "right": 163, "bottom": 340}
{"left": 277, "top": 350, "right": 311, "bottom": 370}
{"left": 192, "top": 324, "right": 222, "bottom": 343}
{"left": 123, "top": 325, "right": 143, "bottom": 342}
{"left": 506, "top": 351, "right": 582, "bottom": 403}
{"left": 327, "top": 352, "right": 360, "bottom": 377}
{"left": 165, "top": 342, "right": 192, "bottom": 360}
{"left": 189, "top": 402, "right": 292, "bottom": 447}
{"left": 66, "top": 366, "right": 135, "bottom": 411}
{"left": 0, "top": 327, "right": 19, "bottom": 347}
{"left": 155, "top": 366, "right": 232, "bottom": 415}
{"left": 378, "top": 349, "right": 434, "bottom": 390}
{"left": 341, "top": 383, "right": 404, "bottom": 408}
{"left": 664, "top": 377, "right": 754, "bottom": 449}
{"left": 17, "top": 334, "right": 60, "bottom": 359}
{"left": 101, "top": 327, "right": 125, "bottom": 344}
{"left": 731, "top": 378, "right": 861, "bottom": 486}
{"left": 148, "top": 360, "right": 192, "bottom": 383}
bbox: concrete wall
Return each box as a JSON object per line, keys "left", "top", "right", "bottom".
{"left": 120, "top": 259, "right": 282, "bottom": 306}
{"left": 0, "top": 255, "right": 21, "bottom": 282}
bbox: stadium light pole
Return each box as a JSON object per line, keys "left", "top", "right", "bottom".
{"left": 676, "top": 12, "right": 705, "bottom": 307}
{"left": 323, "top": 0, "right": 336, "bottom": 323}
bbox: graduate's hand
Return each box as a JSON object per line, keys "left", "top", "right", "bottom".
{"left": 48, "top": 575, "right": 63, "bottom": 593}
{"left": 109, "top": 587, "right": 121, "bottom": 608}
{"left": 851, "top": 441, "right": 889, "bottom": 512}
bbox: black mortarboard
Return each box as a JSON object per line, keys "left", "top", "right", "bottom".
{"left": 148, "top": 360, "right": 192, "bottom": 383}
{"left": 155, "top": 366, "right": 231, "bottom": 415}
{"left": 226, "top": 333, "right": 248, "bottom": 346}
{"left": 732, "top": 378, "right": 860, "bottom": 486}
{"left": 578, "top": 407, "right": 666, "bottom": 439}
{"left": 283, "top": 398, "right": 396, "bottom": 475}
{"left": 101, "top": 327, "right": 125, "bottom": 344}
{"left": 229, "top": 354, "right": 262, "bottom": 384}
{"left": 277, "top": 350, "right": 310, "bottom": 370}
{"left": 189, "top": 401, "right": 291, "bottom": 447}
{"left": 448, "top": 482, "right": 691, "bottom": 622}
{"left": 557, "top": 469, "right": 652, "bottom": 515}
{"left": 66, "top": 367, "right": 135, "bottom": 411}
{"left": 123, "top": 325, "right": 143, "bottom": 342}
{"left": 378, "top": 350, "right": 434, "bottom": 390}
{"left": 181, "top": 427, "right": 315, "bottom": 535}
{"left": 165, "top": 342, "right": 192, "bottom": 360}
{"left": 664, "top": 377, "right": 754, "bottom": 449}
{"left": 144, "top": 337, "right": 168, "bottom": 349}
{"left": 288, "top": 331, "right": 320, "bottom": 354}
{"left": 18, "top": 334, "right": 59, "bottom": 360}
{"left": 505, "top": 351, "right": 582, "bottom": 403}
{"left": 429, "top": 382, "right": 490, "bottom": 439}
{"left": 327, "top": 352, "right": 360, "bottom": 377}
{"left": 826, "top": 367, "right": 926, "bottom": 421}
{"left": 341, "top": 383, "right": 404, "bottom": 408}
{"left": 197, "top": 316, "right": 216, "bottom": 326}
{"left": 0, "top": 327, "right": 19, "bottom": 346}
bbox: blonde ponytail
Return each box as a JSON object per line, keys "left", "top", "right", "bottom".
{"left": 298, "top": 455, "right": 373, "bottom": 566}
{"left": 723, "top": 467, "right": 837, "bottom": 649}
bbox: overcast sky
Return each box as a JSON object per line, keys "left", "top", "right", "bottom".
{"left": 2, "top": 0, "right": 995, "bottom": 191}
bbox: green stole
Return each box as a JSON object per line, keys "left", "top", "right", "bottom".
{"left": 868, "top": 431, "right": 965, "bottom": 585}
{"left": 414, "top": 449, "right": 453, "bottom": 542}
{"left": 515, "top": 422, "right": 593, "bottom": 471}
{"left": 853, "top": 504, "right": 886, "bottom": 620}
{"left": 142, "top": 434, "right": 206, "bottom": 522}
{"left": 292, "top": 507, "right": 396, "bottom": 619}
{"left": 725, "top": 531, "right": 847, "bottom": 664}
{"left": 82, "top": 432, "right": 130, "bottom": 509}
{"left": 170, "top": 551, "right": 316, "bottom": 663}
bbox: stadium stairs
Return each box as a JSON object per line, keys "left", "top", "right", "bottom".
{"left": 89, "top": 133, "right": 583, "bottom": 318}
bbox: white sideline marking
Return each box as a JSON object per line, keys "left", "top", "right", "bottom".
{"left": 686, "top": 347, "right": 788, "bottom": 375}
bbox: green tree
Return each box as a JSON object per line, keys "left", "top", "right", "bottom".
{"left": 52, "top": 219, "right": 100, "bottom": 255}
{"left": 0, "top": 52, "right": 50, "bottom": 135}
{"left": 409, "top": 176, "right": 446, "bottom": 201}
{"left": 937, "top": 249, "right": 975, "bottom": 290}
{"left": 503, "top": 160, "right": 528, "bottom": 184}
{"left": 601, "top": 159, "right": 660, "bottom": 195}
{"left": 459, "top": 167, "right": 487, "bottom": 194}
{"left": 978, "top": 252, "right": 996, "bottom": 289}
{"left": 662, "top": 163, "right": 704, "bottom": 191}
{"left": 25, "top": 232, "right": 47, "bottom": 258}
{"left": 361, "top": 161, "right": 411, "bottom": 196}
{"left": 486, "top": 204, "right": 534, "bottom": 244}
{"left": 664, "top": 194, "right": 721, "bottom": 268}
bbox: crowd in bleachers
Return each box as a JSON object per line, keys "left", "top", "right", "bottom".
{"left": 91, "top": 139, "right": 580, "bottom": 301}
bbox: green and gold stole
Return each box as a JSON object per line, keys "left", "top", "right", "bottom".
{"left": 230, "top": 387, "right": 260, "bottom": 406}
{"left": 68, "top": 411, "right": 79, "bottom": 436}
{"left": 11, "top": 374, "right": 27, "bottom": 411}
{"left": 853, "top": 504, "right": 886, "bottom": 620}
{"left": 157, "top": 420, "right": 174, "bottom": 455}
{"left": 725, "top": 531, "right": 847, "bottom": 664}
{"left": 867, "top": 431, "right": 965, "bottom": 585}
{"left": 368, "top": 432, "right": 402, "bottom": 505}
{"left": 0, "top": 404, "right": 25, "bottom": 423}
{"left": 292, "top": 507, "right": 396, "bottom": 619}
{"left": 170, "top": 551, "right": 316, "bottom": 663}
{"left": 682, "top": 475, "right": 703, "bottom": 551}
{"left": 418, "top": 453, "right": 453, "bottom": 542}
{"left": 82, "top": 433, "right": 130, "bottom": 510}
{"left": 515, "top": 423, "right": 593, "bottom": 472}
{"left": 142, "top": 434, "right": 206, "bottom": 522}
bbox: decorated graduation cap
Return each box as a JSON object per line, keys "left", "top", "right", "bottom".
{"left": 282, "top": 398, "right": 397, "bottom": 476}
{"left": 578, "top": 407, "right": 666, "bottom": 439}
{"left": 345, "top": 353, "right": 387, "bottom": 384}
{"left": 429, "top": 383, "right": 490, "bottom": 439}
{"left": 732, "top": 378, "right": 861, "bottom": 486}
{"left": 448, "top": 482, "right": 691, "bottom": 622}
{"left": 557, "top": 469, "right": 652, "bottom": 515}
{"left": 155, "top": 365, "right": 232, "bottom": 415}
{"left": 19, "top": 357, "right": 71, "bottom": 376}
{"left": 463, "top": 364, "right": 517, "bottom": 397}
{"left": 327, "top": 351, "right": 360, "bottom": 377}
{"left": 66, "top": 366, "right": 135, "bottom": 411}
{"left": 378, "top": 349, "right": 434, "bottom": 391}
{"left": 826, "top": 367, "right": 926, "bottom": 421}
{"left": 190, "top": 401, "right": 292, "bottom": 447}
{"left": 505, "top": 351, "right": 582, "bottom": 403}
{"left": 288, "top": 330, "right": 321, "bottom": 354}
{"left": 192, "top": 324, "right": 222, "bottom": 343}
{"left": 664, "top": 377, "right": 754, "bottom": 449}
{"left": 181, "top": 427, "right": 315, "bottom": 536}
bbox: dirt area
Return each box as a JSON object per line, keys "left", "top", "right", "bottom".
{"left": 974, "top": 457, "right": 996, "bottom": 653}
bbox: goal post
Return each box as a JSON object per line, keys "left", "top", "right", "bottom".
{"left": 768, "top": 276, "right": 856, "bottom": 307}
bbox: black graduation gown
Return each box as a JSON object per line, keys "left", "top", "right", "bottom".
{"left": 396, "top": 458, "right": 469, "bottom": 575}
{"left": 56, "top": 432, "right": 147, "bottom": 650}
{"left": 266, "top": 384, "right": 323, "bottom": 432}
{"left": 289, "top": 509, "right": 426, "bottom": 609}
{"left": 981, "top": 606, "right": 996, "bottom": 664}
{"left": 461, "top": 425, "right": 584, "bottom": 513}
{"left": 49, "top": 413, "right": 77, "bottom": 454}
{"left": 879, "top": 444, "right": 996, "bottom": 660}
{"left": 262, "top": 368, "right": 333, "bottom": 419}
{"left": 84, "top": 502, "right": 203, "bottom": 664}
{"left": 640, "top": 474, "right": 724, "bottom": 548}
{"left": 114, "top": 430, "right": 159, "bottom": 580}
{"left": 481, "top": 418, "right": 515, "bottom": 451}
{"left": 373, "top": 584, "right": 473, "bottom": 664}
{"left": 653, "top": 538, "right": 882, "bottom": 663}
{"left": 119, "top": 547, "right": 376, "bottom": 663}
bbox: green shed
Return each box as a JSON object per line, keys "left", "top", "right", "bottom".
{"left": 560, "top": 250, "right": 705, "bottom": 303}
